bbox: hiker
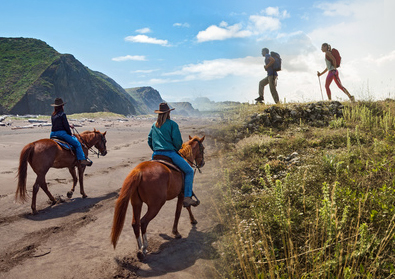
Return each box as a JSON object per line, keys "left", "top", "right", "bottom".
{"left": 255, "top": 48, "right": 280, "bottom": 104}
{"left": 148, "top": 102, "right": 198, "bottom": 207}
{"left": 50, "top": 97, "right": 92, "bottom": 166}
{"left": 317, "top": 43, "right": 354, "bottom": 102}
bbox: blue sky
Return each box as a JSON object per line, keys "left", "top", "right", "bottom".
{"left": 1, "top": 0, "right": 394, "bottom": 104}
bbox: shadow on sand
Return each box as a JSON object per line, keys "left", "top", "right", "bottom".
{"left": 114, "top": 224, "right": 225, "bottom": 278}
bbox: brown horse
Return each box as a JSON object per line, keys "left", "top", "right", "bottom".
{"left": 16, "top": 129, "right": 107, "bottom": 214}
{"left": 111, "top": 135, "right": 205, "bottom": 258}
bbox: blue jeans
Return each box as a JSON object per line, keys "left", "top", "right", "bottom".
{"left": 152, "top": 150, "right": 194, "bottom": 197}
{"left": 50, "top": 130, "right": 86, "bottom": 160}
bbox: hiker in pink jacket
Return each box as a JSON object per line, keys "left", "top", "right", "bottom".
{"left": 317, "top": 43, "right": 354, "bottom": 102}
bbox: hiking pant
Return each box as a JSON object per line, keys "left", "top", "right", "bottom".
{"left": 152, "top": 150, "right": 194, "bottom": 197}
{"left": 325, "top": 70, "right": 347, "bottom": 100}
{"left": 259, "top": 75, "right": 279, "bottom": 103}
{"left": 50, "top": 130, "right": 86, "bottom": 160}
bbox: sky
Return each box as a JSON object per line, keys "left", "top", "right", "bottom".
{"left": 1, "top": 0, "right": 394, "bottom": 104}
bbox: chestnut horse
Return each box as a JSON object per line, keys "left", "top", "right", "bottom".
{"left": 111, "top": 135, "right": 205, "bottom": 258}
{"left": 16, "top": 129, "right": 107, "bottom": 214}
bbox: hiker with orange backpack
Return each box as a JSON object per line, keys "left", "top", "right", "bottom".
{"left": 317, "top": 43, "right": 354, "bottom": 102}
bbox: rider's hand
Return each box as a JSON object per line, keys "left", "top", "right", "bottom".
{"left": 70, "top": 123, "right": 74, "bottom": 129}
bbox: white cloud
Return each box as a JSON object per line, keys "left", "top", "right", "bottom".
{"left": 131, "top": 69, "right": 158, "bottom": 74}
{"left": 136, "top": 27, "right": 151, "bottom": 34}
{"left": 315, "top": 2, "right": 354, "bottom": 17}
{"left": 196, "top": 22, "right": 252, "bottom": 42}
{"left": 162, "top": 56, "right": 262, "bottom": 81}
{"left": 125, "top": 35, "right": 169, "bottom": 46}
{"left": 173, "top": 22, "right": 190, "bottom": 28}
{"left": 112, "top": 55, "right": 146, "bottom": 61}
{"left": 249, "top": 15, "right": 281, "bottom": 33}
{"left": 196, "top": 7, "right": 288, "bottom": 42}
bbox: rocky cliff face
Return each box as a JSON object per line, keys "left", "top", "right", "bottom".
{"left": 10, "top": 54, "right": 137, "bottom": 115}
{"left": 1, "top": 38, "right": 138, "bottom": 115}
{"left": 124, "top": 87, "right": 164, "bottom": 114}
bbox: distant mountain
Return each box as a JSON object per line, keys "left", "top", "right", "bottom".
{"left": 125, "top": 87, "right": 164, "bottom": 114}
{"left": 168, "top": 102, "right": 201, "bottom": 116}
{"left": 182, "top": 96, "right": 241, "bottom": 111}
{"left": 0, "top": 37, "right": 139, "bottom": 115}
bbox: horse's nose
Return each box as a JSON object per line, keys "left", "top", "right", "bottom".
{"left": 102, "top": 150, "right": 107, "bottom": 156}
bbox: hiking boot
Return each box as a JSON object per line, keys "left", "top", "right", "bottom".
{"left": 79, "top": 159, "right": 93, "bottom": 167}
{"left": 183, "top": 196, "right": 199, "bottom": 207}
{"left": 350, "top": 95, "right": 355, "bottom": 102}
{"left": 255, "top": 96, "right": 264, "bottom": 102}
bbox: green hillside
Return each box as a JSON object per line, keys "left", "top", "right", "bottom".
{"left": 208, "top": 100, "right": 395, "bottom": 278}
{"left": 0, "top": 37, "right": 60, "bottom": 110}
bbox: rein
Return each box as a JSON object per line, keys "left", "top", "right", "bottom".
{"left": 72, "top": 127, "right": 104, "bottom": 158}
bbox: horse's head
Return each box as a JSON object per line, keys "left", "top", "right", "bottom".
{"left": 189, "top": 135, "right": 205, "bottom": 168}
{"left": 93, "top": 129, "right": 107, "bottom": 156}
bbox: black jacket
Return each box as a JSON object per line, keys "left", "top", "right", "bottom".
{"left": 51, "top": 112, "right": 72, "bottom": 135}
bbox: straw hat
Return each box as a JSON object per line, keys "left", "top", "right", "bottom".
{"left": 154, "top": 102, "right": 175, "bottom": 114}
{"left": 50, "top": 97, "right": 66, "bottom": 107}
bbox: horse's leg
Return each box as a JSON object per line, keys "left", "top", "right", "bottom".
{"left": 31, "top": 180, "right": 40, "bottom": 215}
{"left": 67, "top": 167, "right": 78, "bottom": 198}
{"left": 77, "top": 166, "right": 87, "bottom": 198}
{"left": 38, "top": 175, "right": 57, "bottom": 205}
{"left": 172, "top": 195, "right": 184, "bottom": 238}
{"left": 131, "top": 200, "right": 143, "bottom": 257}
{"left": 140, "top": 202, "right": 165, "bottom": 256}
{"left": 186, "top": 206, "right": 198, "bottom": 225}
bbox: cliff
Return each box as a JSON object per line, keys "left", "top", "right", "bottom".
{"left": 0, "top": 37, "right": 139, "bottom": 115}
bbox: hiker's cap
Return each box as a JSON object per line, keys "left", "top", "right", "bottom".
{"left": 154, "top": 102, "right": 175, "bottom": 114}
{"left": 51, "top": 98, "right": 66, "bottom": 107}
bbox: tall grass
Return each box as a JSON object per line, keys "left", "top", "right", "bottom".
{"left": 212, "top": 100, "right": 395, "bottom": 278}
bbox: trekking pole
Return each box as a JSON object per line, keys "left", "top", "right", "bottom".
{"left": 317, "top": 71, "right": 324, "bottom": 100}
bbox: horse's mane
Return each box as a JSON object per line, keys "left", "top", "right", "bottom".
{"left": 179, "top": 144, "right": 192, "bottom": 158}
{"left": 179, "top": 136, "right": 199, "bottom": 158}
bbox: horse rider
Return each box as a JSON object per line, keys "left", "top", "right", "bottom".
{"left": 148, "top": 102, "right": 199, "bottom": 207}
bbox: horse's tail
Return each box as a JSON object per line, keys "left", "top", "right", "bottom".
{"left": 16, "top": 143, "right": 34, "bottom": 203}
{"left": 111, "top": 168, "right": 142, "bottom": 248}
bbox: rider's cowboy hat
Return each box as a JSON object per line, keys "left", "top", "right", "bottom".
{"left": 50, "top": 97, "right": 66, "bottom": 107}
{"left": 154, "top": 102, "right": 175, "bottom": 114}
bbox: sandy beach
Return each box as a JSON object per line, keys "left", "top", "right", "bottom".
{"left": 0, "top": 116, "right": 221, "bottom": 279}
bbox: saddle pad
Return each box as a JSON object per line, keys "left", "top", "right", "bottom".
{"left": 51, "top": 138, "right": 75, "bottom": 151}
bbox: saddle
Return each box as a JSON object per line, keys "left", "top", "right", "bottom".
{"left": 50, "top": 137, "right": 75, "bottom": 153}
{"left": 152, "top": 155, "right": 185, "bottom": 193}
{"left": 152, "top": 155, "right": 182, "bottom": 173}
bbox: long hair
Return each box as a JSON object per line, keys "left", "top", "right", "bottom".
{"left": 52, "top": 105, "right": 64, "bottom": 116}
{"left": 155, "top": 111, "right": 170, "bottom": 128}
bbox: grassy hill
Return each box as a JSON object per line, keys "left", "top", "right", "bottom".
{"left": 0, "top": 37, "right": 60, "bottom": 110}
{"left": 0, "top": 37, "right": 139, "bottom": 115}
{"left": 207, "top": 100, "right": 395, "bottom": 278}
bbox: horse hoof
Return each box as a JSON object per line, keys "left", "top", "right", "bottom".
{"left": 191, "top": 220, "right": 198, "bottom": 225}
{"left": 174, "top": 232, "right": 182, "bottom": 239}
{"left": 67, "top": 191, "right": 73, "bottom": 198}
{"left": 137, "top": 251, "right": 145, "bottom": 261}
{"left": 82, "top": 195, "right": 87, "bottom": 199}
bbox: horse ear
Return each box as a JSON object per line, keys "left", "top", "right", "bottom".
{"left": 201, "top": 135, "right": 205, "bottom": 142}
{"left": 103, "top": 131, "right": 107, "bottom": 136}
{"left": 189, "top": 135, "right": 192, "bottom": 140}
{"left": 93, "top": 128, "right": 97, "bottom": 132}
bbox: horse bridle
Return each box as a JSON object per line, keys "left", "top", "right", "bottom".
{"left": 180, "top": 139, "right": 205, "bottom": 174}
{"left": 73, "top": 128, "right": 107, "bottom": 158}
